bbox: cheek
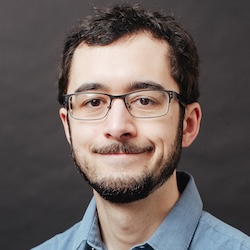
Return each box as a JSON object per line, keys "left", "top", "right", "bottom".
{"left": 142, "top": 114, "right": 178, "bottom": 139}
{"left": 142, "top": 116, "right": 179, "bottom": 152}
{"left": 70, "top": 122, "right": 98, "bottom": 148}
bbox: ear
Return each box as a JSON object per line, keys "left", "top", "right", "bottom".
{"left": 182, "top": 102, "right": 202, "bottom": 147}
{"left": 59, "top": 107, "right": 71, "bottom": 145}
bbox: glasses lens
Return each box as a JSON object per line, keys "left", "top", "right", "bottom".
{"left": 67, "top": 90, "right": 171, "bottom": 120}
{"left": 69, "top": 93, "right": 110, "bottom": 120}
{"left": 126, "top": 90, "right": 170, "bottom": 118}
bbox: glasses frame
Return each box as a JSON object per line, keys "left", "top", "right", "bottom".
{"left": 62, "top": 89, "right": 187, "bottom": 121}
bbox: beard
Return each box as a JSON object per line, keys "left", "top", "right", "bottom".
{"left": 69, "top": 116, "right": 183, "bottom": 204}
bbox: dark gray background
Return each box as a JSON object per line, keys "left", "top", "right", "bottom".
{"left": 1, "top": 0, "right": 249, "bottom": 249}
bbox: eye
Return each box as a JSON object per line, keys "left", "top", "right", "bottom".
{"left": 133, "top": 97, "right": 157, "bottom": 106}
{"left": 74, "top": 94, "right": 109, "bottom": 109}
{"left": 83, "top": 97, "right": 108, "bottom": 108}
{"left": 138, "top": 98, "right": 154, "bottom": 105}
{"left": 88, "top": 98, "right": 102, "bottom": 107}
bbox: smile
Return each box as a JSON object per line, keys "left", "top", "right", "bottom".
{"left": 91, "top": 143, "right": 154, "bottom": 155}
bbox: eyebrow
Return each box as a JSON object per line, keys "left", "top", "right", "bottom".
{"left": 74, "top": 82, "right": 108, "bottom": 93}
{"left": 73, "top": 80, "right": 165, "bottom": 93}
{"left": 128, "top": 81, "right": 166, "bottom": 91}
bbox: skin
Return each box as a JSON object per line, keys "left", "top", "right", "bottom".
{"left": 60, "top": 32, "right": 202, "bottom": 250}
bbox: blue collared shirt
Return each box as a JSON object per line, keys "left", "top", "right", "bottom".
{"left": 32, "top": 172, "right": 250, "bottom": 250}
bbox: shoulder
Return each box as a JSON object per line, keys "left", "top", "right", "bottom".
{"left": 31, "top": 222, "right": 81, "bottom": 250}
{"left": 191, "top": 211, "right": 250, "bottom": 250}
{"left": 31, "top": 198, "right": 97, "bottom": 250}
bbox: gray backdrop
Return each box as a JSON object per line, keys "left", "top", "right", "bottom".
{"left": 1, "top": 0, "right": 249, "bottom": 249}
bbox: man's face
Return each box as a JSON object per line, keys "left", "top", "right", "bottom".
{"left": 60, "top": 33, "right": 183, "bottom": 204}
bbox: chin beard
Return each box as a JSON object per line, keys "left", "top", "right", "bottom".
{"left": 89, "top": 173, "right": 155, "bottom": 204}
{"left": 88, "top": 144, "right": 180, "bottom": 204}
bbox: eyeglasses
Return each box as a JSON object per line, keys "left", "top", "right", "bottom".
{"left": 62, "top": 90, "right": 186, "bottom": 121}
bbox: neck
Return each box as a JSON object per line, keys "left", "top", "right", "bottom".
{"left": 94, "top": 172, "right": 180, "bottom": 250}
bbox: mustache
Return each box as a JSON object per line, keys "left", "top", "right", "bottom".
{"left": 91, "top": 142, "right": 154, "bottom": 154}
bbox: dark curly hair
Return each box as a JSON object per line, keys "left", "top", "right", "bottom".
{"left": 58, "top": 4, "right": 200, "bottom": 105}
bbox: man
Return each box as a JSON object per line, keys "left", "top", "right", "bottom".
{"left": 33, "top": 4, "right": 250, "bottom": 250}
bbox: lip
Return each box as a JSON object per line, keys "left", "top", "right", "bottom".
{"left": 98, "top": 151, "right": 142, "bottom": 155}
{"left": 95, "top": 152, "right": 143, "bottom": 157}
{"left": 94, "top": 151, "right": 148, "bottom": 160}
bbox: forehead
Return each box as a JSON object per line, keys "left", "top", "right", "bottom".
{"left": 67, "top": 32, "right": 178, "bottom": 94}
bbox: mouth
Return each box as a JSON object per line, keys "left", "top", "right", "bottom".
{"left": 91, "top": 143, "right": 154, "bottom": 155}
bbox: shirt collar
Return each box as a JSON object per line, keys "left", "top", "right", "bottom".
{"left": 146, "top": 172, "right": 203, "bottom": 250}
{"left": 72, "top": 172, "right": 203, "bottom": 250}
{"left": 72, "top": 198, "right": 104, "bottom": 250}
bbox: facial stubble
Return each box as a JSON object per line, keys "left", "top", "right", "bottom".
{"left": 68, "top": 116, "right": 183, "bottom": 204}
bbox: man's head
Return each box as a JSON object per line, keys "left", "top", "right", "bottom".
{"left": 59, "top": 4, "right": 202, "bottom": 204}
{"left": 58, "top": 4, "right": 199, "bottom": 106}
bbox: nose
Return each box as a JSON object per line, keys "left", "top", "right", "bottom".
{"left": 103, "top": 98, "right": 137, "bottom": 140}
